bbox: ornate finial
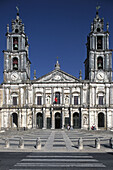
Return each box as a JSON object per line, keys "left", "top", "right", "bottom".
{"left": 7, "top": 24, "right": 9, "bottom": 33}
{"left": 106, "top": 22, "right": 109, "bottom": 32}
{"left": 96, "top": 6, "right": 100, "bottom": 12}
{"left": 91, "top": 23, "right": 93, "bottom": 32}
{"left": 33, "top": 70, "right": 36, "bottom": 79}
{"left": 55, "top": 56, "right": 60, "bottom": 70}
{"left": 96, "top": 5, "right": 100, "bottom": 18}
{"left": 16, "top": 6, "right": 19, "bottom": 20}
{"left": 16, "top": 6, "right": 19, "bottom": 14}
{"left": 79, "top": 70, "right": 82, "bottom": 80}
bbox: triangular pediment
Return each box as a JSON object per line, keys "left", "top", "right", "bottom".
{"left": 33, "top": 69, "right": 79, "bottom": 82}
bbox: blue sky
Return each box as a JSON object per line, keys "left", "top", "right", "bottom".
{"left": 0, "top": 0, "right": 113, "bottom": 83}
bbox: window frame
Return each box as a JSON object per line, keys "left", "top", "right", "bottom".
{"left": 98, "top": 96, "right": 104, "bottom": 105}
{"left": 74, "top": 96, "right": 79, "bottom": 105}
{"left": 37, "top": 96, "right": 42, "bottom": 105}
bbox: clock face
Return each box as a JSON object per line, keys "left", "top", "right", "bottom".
{"left": 96, "top": 71, "right": 104, "bottom": 80}
{"left": 11, "top": 72, "right": 19, "bottom": 81}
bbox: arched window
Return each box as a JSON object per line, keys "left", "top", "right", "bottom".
{"left": 13, "top": 37, "right": 18, "bottom": 50}
{"left": 97, "top": 57, "right": 103, "bottom": 69}
{"left": 13, "top": 57, "right": 18, "bottom": 70}
{"left": 97, "top": 36, "right": 102, "bottom": 49}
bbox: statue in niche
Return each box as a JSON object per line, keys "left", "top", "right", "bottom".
{"left": 29, "top": 116, "right": 32, "bottom": 125}
{"left": 46, "top": 95, "right": 50, "bottom": 104}
{"left": 83, "top": 116, "right": 87, "bottom": 125}
{"left": 65, "top": 95, "right": 69, "bottom": 104}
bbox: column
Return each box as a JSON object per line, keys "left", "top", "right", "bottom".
{"left": 62, "top": 108, "right": 65, "bottom": 129}
{"left": 62, "top": 87, "right": 64, "bottom": 105}
{"left": 94, "top": 87, "right": 97, "bottom": 106}
{"left": 70, "top": 88, "right": 72, "bottom": 105}
{"left": 107, "top": 34, "right": 109, "bottom": 49}
{"left": 20, "top": 88, "right": 24, "bottom": 106}
{"left": 51, "top": 87, "right": 53, "bottom": 105}
{"left": 32, "top": 108, "right": 36, "bottom": 128}
{"left": 43, "top": 108, "right": 46, "bottom": 129}
{"left": 70, "top": 108, "right": 73, "bottom": 128}
{"left": 105, "top": 86, "right": 110, "bottom": 107}
{"left": 80, "top": 86, "right": 83, "bottom": 106}
{"left": 94, "top": 111, "right": 97, "bottom": 129}
{"left": 110, "top": 86, "right": 113, "bottom": 106}
{"left": 88, "top": 108, "right": 90, "bottom": 130}
{"left": 80, "top": 109, "right": 83, "bottom": 129}
{"left": 51, "top": 109, "right": 55, "bottom": 129}
{"left": 43, "top": 88, "right": 45, "bottom": 105}
{"left": 6, "top": 88, "right": 9, "bottom": 105}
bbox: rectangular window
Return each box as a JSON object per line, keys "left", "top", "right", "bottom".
{"left": 37, "top": 96, "right": 42, "bottom": 105}
{"left": 13, "top": 97, "right": 17, "bottom": 105}
{"left": 97, "top": 36, "right": 103, "bottom": 49}
{"left": 99, "top": 96, "right": 103, "bottom": 105}
{"left": 74, "top": 96, "right": 78, "bottom": 105}
{"left": 13, "top": 37, "right": 18, "bottom": 50}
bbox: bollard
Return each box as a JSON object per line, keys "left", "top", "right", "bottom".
{"left": 78, "top": 138, "right": 83, "bottom": 150}
{"left": 18, "top": 137, "right": 24, "bottom": 149}
{"left": 36, "top": 137, "right": 41, "bottom": 150}
{"left": 95, "top": 138, "right": 100, "bottom": 149}
{"left": 5, "top": 138, "right": 10, "bottom": 148}
{"left": 109, "top": 137, "right": 113, "bottom": 149}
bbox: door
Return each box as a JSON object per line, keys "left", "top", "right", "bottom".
{"left": 73, "top": 112, "right": 79, "bottom": 128}
{"left": 55, "top": 112, "right": 61, "bottom": 129}
{"left": 37, "top": 113, "right": 43, "bottom": 129}
{"left": 98, "top": 112, "right": 104, "bottom": 128}
{"left": 12, "top": 113, "right": 18, "bottom": 127}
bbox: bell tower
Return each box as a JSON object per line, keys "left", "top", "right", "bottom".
{"left": 84, "top": 7, "right": 112, "bottom": 82}
{"left": 3, "top": 7, "right": 31, "bottom": 83}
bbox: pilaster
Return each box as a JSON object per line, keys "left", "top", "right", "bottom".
{"left": 62, "top": 108, "right": 65, "bottom": 129}
{"left": 43, "top": 108, "right": 46, "bottom": 129}
{"left": 51, "top": 108, "right": 55, "bottom": 129}
{"left": 70, "top": 107, "right": 73, "bottom": 128}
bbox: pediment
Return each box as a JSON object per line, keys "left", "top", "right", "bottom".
{"left": 34, "top": 69, "right": 79, "bottom": 82}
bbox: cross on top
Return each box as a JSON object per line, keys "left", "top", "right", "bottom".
{"left": 16, "top": 6, "right": 19, "bottom": 13}
{"left": 96, "top": 5, "right": 100, "bottom": 12}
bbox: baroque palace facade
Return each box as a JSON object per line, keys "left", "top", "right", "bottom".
{"left": 0, "top": 8, "right": 113, "bottom": 130}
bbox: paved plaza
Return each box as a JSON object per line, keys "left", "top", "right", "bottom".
{"left": 0, "top": 129, "right": 113, "bottom": 152}
{"left": 0, "top": 129, "right": 113, "bottom": 169}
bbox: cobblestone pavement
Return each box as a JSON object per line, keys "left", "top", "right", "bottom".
{"left": 0, "top": 129, "right": 113, "bottom": 152}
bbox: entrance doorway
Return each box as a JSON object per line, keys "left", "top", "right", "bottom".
{"left": 55, "top": 112, "right": 61, "bottom": 129}
{"left": 12, "top": 113, "right": 18, "bottom": 127}
{"left": 37, "top": 113, "right": 43, "bottom": 129}
{"left": 98, "top": 112, "right": 104, "bottom": 128}
{"left": 73, "top": 112, "right": 79, "bottom": 129}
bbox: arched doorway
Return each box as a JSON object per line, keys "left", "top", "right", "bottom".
{"left": 73, "top": 112, "right": 79, "bottom": 129}
{"left": 98, "top": 112, "right": 104, "bottom": 128}
{"left": 55, "top": 112, "right": 61, "bottom": 129}
{"left": 12, "top": 113, "right": 18, "bottom": 127}
{"left": 37, "top": 113, "right": 43, "bottom": 129}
